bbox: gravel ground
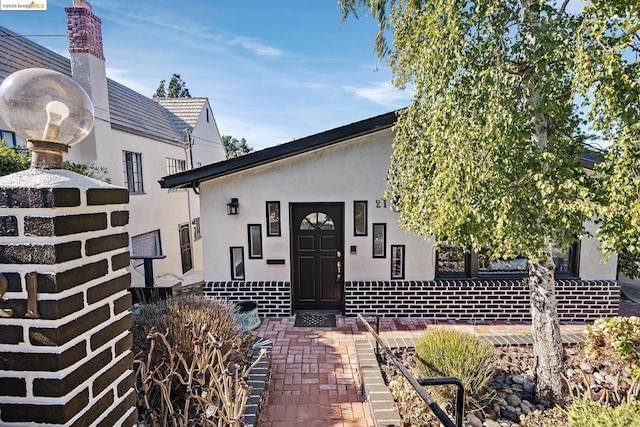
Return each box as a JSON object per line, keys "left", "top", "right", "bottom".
{"left": 379, "top": 342, "right": 639, "bottom": 427}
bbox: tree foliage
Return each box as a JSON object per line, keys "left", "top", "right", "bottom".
{"left": 575, "top": 1, "right": 640, "bottom": 264}
{"left": 222, "top": 135, "right": 253, "bottom": 159}
{"left": 340, "top": 0, "right": 640, "bottom": 405}
{"left": 154, "top": 73, "right": 191, "bottom": 98}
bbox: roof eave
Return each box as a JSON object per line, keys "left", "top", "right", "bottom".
{"left": 159, "top": 110, "right": 398, "bottom": 189}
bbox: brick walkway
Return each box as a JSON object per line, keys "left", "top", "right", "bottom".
{"left": 254, "top": 316, "right": 595, "bottom": 426}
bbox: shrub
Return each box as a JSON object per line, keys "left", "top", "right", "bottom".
{"left": 389, "top": 376, "right": 437, "bottom": 426}
{"left": 131, "top": 295, "right": 251, "bottom": 361}
{"left": 131, "top": 296, "right": 261, "bottom": 426}
{"left": 0, "top": 144, "right": 29, "bottom": 176}
{"left": 585, "top": 316, "right": 640, "bottom": 364}
{"left": 563, "top": 397, "right": 640, "bottom": 427}
{"left": 414, "top": 329, "right": 496, "bottom": 404}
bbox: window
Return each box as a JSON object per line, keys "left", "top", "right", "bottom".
{"left": 372, "top": 223, "right": 386, "bottom": 258}
{"left": 230, "top": 247, "right": 245, "bottom": 280}
{"left": 131, "top": 230, "right": 162, "bottom": 267}
{"left": 266, "top": 201, "right": 281, "bottom": 236}
{"left": 166, "top": 157, "right": 186, "bottom": 175}
{"left": 1, "top": 130, "right": 17, "bottom": 147}
{"left": 354, "top": 201, "right": 367, "bottom": 236}
{"left": 206, "top": 108, "right": 210, "bottom": 123}
{"left": 436, "top": 243, "right": 579, "bottom": 278}
{"left": 248, "top": 224, "right": 263, "bottom": 259}
{"left": 193, "top": 217, "right": 202, "bottom": 240}
{"left": 123, "top": 151, "right": 144, "bottom": 193}
{"left": 391, "top": 245, "right": 405, "bottom": 279}
{"left": 300, "top": 212, "right": 334, "bottom": 230}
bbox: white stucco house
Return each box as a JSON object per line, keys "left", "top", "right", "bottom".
{"left": 0, "top": 2, "right": 226, "bottom": 292}
{"left": 159, "top": 111, "right": 620, "bottom": 320}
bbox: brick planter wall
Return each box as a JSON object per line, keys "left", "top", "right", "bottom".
{"left": 203, "top": 281, "right": 291, "bottom": 316}
{"left": 345, "top": 279, "right": 619, "bottom": 321}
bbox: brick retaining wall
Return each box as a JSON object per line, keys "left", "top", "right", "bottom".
{"left": 203, "top": 279, "right": 618, "bottom": 321}
{"left": 345, "top": 279, "right": 619, "bottom": 321}
{"left": 203, "top": 281, "right": 291, "bottom": 316}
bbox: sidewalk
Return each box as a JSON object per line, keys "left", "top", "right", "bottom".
{"left": 253, "top": 317, "right": 590, "bottom": 427}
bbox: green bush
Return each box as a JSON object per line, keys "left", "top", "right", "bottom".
{"left": 414, "top": 329, "right": 496, "bottom": 403}
{"left": 0, "top": 144, "right": 29, "bottom": 176}
{"left": 564, "top": 398, "right": 640, "bottom": 427}
{"left": 585, "top": 316, "right": 640, "bottom": 364}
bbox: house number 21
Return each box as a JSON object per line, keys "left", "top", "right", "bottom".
{"left": 0, "top": 273, "right": 40, "bottom": 319}
{"left": 375, "top": 199, "right": 387, "bottom": 208}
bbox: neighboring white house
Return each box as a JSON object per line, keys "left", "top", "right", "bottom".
{"left": 0, "top": 1, "right": 226, "bottom": 290}
{"left": 160, "top": 112, "right": 620, "bottom": 320}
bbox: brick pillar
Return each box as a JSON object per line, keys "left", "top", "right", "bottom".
{"left": 0, "top": 169, "right": 136, "bottom": 426}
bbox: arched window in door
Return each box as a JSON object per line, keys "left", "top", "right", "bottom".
{"left": 300, "top": 212, "right": 335, "bottom": 230}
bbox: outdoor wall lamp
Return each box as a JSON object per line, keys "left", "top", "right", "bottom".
{"left": 227, "top": 197, "right": 239, "bottom": 215}
{"left": 0, "top": 68, "right": 95, "bottom": 169}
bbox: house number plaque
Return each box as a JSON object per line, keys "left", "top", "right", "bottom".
{"left": 0, "top": 273, "right": 40, "bottom": 319}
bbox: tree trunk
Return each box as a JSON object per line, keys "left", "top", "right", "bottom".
{"left": 528, "top": 249, "right": 566, "bottom": 406}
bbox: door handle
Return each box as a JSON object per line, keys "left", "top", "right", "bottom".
{"left": 336, "top": 261, "right": 341, "bottom": 282}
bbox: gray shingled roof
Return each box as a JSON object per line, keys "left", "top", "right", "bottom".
{"left": 155, "top": 97, "right": 208, "bottom": 130}
{"left": 0, "top": 25, "right": 196, "bottom": 145}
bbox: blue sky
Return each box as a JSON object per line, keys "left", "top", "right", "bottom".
{"left": 2, "top": 0, "right": 411, "bottom": 150}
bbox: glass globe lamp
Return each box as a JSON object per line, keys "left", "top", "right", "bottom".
{"left": 0, "top": 68, "right": 95, "bottom": 168}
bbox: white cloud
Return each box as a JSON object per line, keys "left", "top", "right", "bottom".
{"left": 342, "top": 81, "right": 412, "bottom": 107}
{"left": 106, "top": 67, "right": 154, "bottom": 96}
{"left": 229, "top": 36, "right": 284, "bottom": 57}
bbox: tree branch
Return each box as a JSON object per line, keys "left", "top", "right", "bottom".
{"left": 558, "top": 0, "right": 570, "bottom": 17}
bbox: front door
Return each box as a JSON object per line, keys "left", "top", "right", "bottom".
{"left": 291, "top": 203, "right": 344, "bottom": 311}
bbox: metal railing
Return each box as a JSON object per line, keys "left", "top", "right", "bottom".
{"left": 357, "top": 313, "right": 464, "bottom": 427}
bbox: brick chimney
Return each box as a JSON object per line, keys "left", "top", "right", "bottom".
{"left": 66, "top": 0, "right": 104, "bottom": 60}
{"left": 65, "top": 0, "right": 110, "bottom": 163}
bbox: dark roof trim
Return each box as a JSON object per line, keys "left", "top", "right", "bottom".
{"left": 159, "top": 110, "right": 399, "bottom": 189}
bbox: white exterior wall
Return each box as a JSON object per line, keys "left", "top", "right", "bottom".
{"left": 190, "top": 102, "right": 226, "bottom": 166}
{"left": 199, "top": 129, "right": 436, "bottom": 283}
{"left": 580, "top": 220, "right": 617, "bottom": 280}
{"left": 199, "top": 128, "right": 616, "bottom": 284}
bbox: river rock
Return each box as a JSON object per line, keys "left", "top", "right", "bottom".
{"left": 507, "top": 394, "right": 522, "bottom": 407}
{"left": 467, "top": 413, "right": 483, "bottom": 427}
{"left": 512, "top": 374, "right": 525, "bottom": 385}
{"left": 483, "top": 419, "right": 501, "bottom": 427}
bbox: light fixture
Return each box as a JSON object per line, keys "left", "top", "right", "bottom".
{"left": 227, "top": 198, "right": 239, "bottom": 215}
{"left": 0, "top": 68, "right": 95, "bottom": 169}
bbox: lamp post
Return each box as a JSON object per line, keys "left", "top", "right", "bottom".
{"left": 0, "top": 68, "right": 94, "bottom": 168}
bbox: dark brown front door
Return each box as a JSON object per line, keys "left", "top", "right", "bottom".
{"left": 291, "top": 203, "right": 344, "bottom": 311}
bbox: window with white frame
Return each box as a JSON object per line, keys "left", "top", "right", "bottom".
{"left": 166, "top": 157, "right": 186, "bottom": 175}
{"left": 123, "top": 151, "right": 144, "bottom": 193}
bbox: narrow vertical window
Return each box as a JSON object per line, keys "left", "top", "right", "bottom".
{"left": 391, "top": 245, "right": 405, "bottom": 279}
{"left": 372, "top": 223, "right": 386, "bottom": 258}
{"left": 248, "top": 224, "right": 263, "bottom": 259}
{"left": 193, "top": 217, "right": 201, "bottom": 240}
{"left": 123, "top": 151, "right": 144, "bottom": 193}
{"left": 266, "top": 201, "right": 281, "bottom": 236}
{"left": 230, "top": 247, "right": 245, "bottom": 280}
{"left": 354, "top": 200, "right": 367, "bottom": 236}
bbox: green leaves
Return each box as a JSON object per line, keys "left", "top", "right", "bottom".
{"left": 340, "top": 0, "right": 638, "bottom": 267}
